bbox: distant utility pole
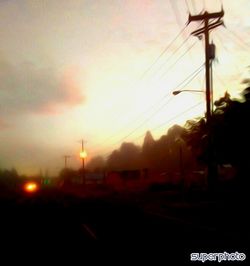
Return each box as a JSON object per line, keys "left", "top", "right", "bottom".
{"left": 79, "top": 139, "right": 87, "bottom": 185}
{"left": 188, "top": 9, "right": 224, "bottom": 191}
{"left": 63, "top": 155, "right": 71, "bottom": 169}
{"left": 81, "top": 140, "right": 85, "bottom": 179}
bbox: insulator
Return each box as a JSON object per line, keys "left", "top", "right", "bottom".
{"left": 209, "top": 43, "right": 216, "bottom": 59}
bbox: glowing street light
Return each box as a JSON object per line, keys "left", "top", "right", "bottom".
{"left": 79, "top": 150, "right": 87, "bottom": 159}
{"left": 24, "top": 181, "right": 38, "bottom": 193}
{"left": 79, "top": 139, "right": 87, "bottom": 184}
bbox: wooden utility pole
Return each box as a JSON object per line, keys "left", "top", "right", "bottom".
{"left": 79, "top": 139, "right": 87, "bottom": 184}
{"left": 82, "top": 139, "right": 85, "bottom": 180}
{"left": 188, "top": 10, "right": 224, "bottom": 191}
{"left": 63, "top": 155, "right": 71, "bottom": 169}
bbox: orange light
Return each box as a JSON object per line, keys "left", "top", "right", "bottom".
{"left": 80, "top": 150, "right": 87, "bottom": 159}
{"left": 24, "top": 182, "right": 38, "bottom": 193}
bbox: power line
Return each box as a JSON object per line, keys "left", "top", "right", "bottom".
{"left": 103, "top": 101, "right": 203, "bottom": 159}
{"left": 145, "top": 101, "right": 203, "bottom": 136}
{"left": 172, "top": 62, "right": 204, "bottom": 90}
{"left": 109, "top": 97, "right": 174, "bottom": 146}
{"left": 227, "top": 28, "right": 250, "bottom": 49}
{"left": 221, "top": 27, "right": 250, "bottom": 51}
{"left": 91, "top": 63, "right": 204, "bottom": 154}
{"left": 100, "top": 20, "right": 201, "bottom": 133}
{"left": 169, "top": 0, "right": 186, "bottom": 30}
{"left": 169, "top": 0, "right": 201, "bottom": 86}
{"left": 159, "top": 41, "right": 197, "bottom": 79}
{"left": 90, "top": 95, "right": 173, "bottom": 155}
{"left": 89, "top": 62, "right": 204, "bottom": 155}
{"left": 91, "top": 26, "right": 191, "bottom": 135}
{"left": 89, "top": 94, "right": 173, "bottom": 154}
{"left": 214, "top": 33, "right": 242, "bottom": 76}
{"left": 150, "top": 21, "right": 203, "bottom": 80}
{"left": 139, "top": 26, "right": 187, "bottom": 79}
{"left": 169, "top": 0, "right": 202, "bottom": 87}
{"left": 150, "top": 34, "right": 191, "bottom": 77}
{"left": 213, "top": 65, "right": 227, "bottom": 89}
{"left": 88, "top": 21, "right": 203, "bottom": 156}
{"left": 97, "top": 64, "right": 204, "bottom": 157}
{"left": 191, "top": 0, "right": 198, "bottom": 14}
{"left": 203, "top": 0, "right": 206, "bottom": 11}
{"left": 185, "top": 0, "right": 191, "bottom": 13}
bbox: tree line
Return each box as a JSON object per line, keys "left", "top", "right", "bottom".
{"left": 87, "top": 86, "right": 250, "bottom": 188}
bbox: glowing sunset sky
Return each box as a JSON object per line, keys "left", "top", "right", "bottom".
{"left": 0, "top": 0, "right": 250, "bottom": 175}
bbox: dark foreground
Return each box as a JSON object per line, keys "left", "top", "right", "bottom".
{"left": 0, "top": 186, "right": 249, "bottom": 264}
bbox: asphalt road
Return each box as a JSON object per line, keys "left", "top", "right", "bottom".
{"left": 0, "top": 188, "right": 248, "bottom": 264}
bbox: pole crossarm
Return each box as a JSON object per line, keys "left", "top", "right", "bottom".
{"left": 191, "top": 20, "right": 224, "bottom": 37}
{"left": 187, "top": 9, "right": 224, "bottom": 191}
{"left": 188, "top": 10, "right": 224, "bottom": 23}
{"left": 188, "top": 9, "right": 224, "bottom": 123}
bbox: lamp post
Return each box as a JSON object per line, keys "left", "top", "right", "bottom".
{"left": 79, "top": 140, "right": 87, "bottom": 184}
{"left": 172, "top": 89, "right": 204, "bottom": 96}
{"left": 172, "top": 89, "right": 205, "bottom": 112}
{"left": 175, "top": 137, "right": 185, "bottom": 190}
{"left": 173, "top": 89, "right": 217, "bottom": 192}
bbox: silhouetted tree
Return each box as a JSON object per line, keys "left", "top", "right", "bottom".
{"left": 106, "top": 142, "right": 141, "bottom": 171}
{"left": 140, "top": 125, "right": 195, "bottom": 176}
{"left": 86, "top": 156, "right": 105, "bottom": 172}
{"left": 183, "top": 87, "right": 250, "bottom": 189}
{"left": 0, "top": 168, "right": 20, "bottom": 192}
{"left": 142, "top": 131, "right": 156, "bottom": 168}
{"left": 58, "top": 168, "right": 78, "bottom": 185}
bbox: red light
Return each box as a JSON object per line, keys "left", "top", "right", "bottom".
{"left": 24, "top": 182, "right": 38, "bottom": 193}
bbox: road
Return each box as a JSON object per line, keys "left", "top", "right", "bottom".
{"left": 0, "top": 187, "right": 248, "bottom": 263}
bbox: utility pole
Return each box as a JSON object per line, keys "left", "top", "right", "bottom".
{"left": 82, "top": 140, "right": 85, "bottom": 180}
{"left": 63, "top": 155, "right": 71, "bottom": 169}
{"left": 79, "top": 139, "right": 87, "bottom": 185}
{"left": 188, "top": 9, "right": 224, "bottom": 191}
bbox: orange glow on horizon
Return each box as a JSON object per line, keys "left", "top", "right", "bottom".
{"left": 24, "top": 182, "right": 38, "bottom": 193}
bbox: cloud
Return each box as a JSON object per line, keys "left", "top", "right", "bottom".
{"left": 0, "top": 55, "right": 85, "bottom": 116}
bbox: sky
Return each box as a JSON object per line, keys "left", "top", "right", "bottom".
{"left": 0, "top": 0, "right": 250, "bottom": 176}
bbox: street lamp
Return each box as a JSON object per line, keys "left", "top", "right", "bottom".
{"left": 173, "top": 88, "right": 217, "bottom": 192}
{"left": 80, "top": 150, "right": 87, "bottom": 159}
{"left": 172, "top": 89, "right": 204, "bottom": 96}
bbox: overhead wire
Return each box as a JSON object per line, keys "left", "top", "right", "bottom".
{"left": 221, "top": 27, "right": 250, "bottom": 51}
{"left": 139, "top": 26, "right": 187, "bottom": 79}
{"left": 100, "top": 12, "right": 203, "bottom": 136}
{"left": 88, "top": 25, "right": 192, "bottom": 148}
{"left": 226, "top": 28, "right": 250, "bottom": 49}
{"left": 87, "top": 5, "right": 205, "bottom": 156}
{"left": 92, "top": 63, "right": 204, "bottom": 155}
{"left": 98, "top": 63, "right": 204, "bottom": 157}
{"left": 89, "top": 37, "right": 202, "bottom": 153}
{"left": 150, "top": 34, "right": 191, "bottom": 77}
{"left": 103, "top": 101, "right": 204, "bottom": 159}
{"left": 185, "top": 0, "right": 191, "bottom": 13}
{"left": 150, "top": 20, "right": 203, "bottom": 81}
{"left": 213, "top": 32, "right": 242, "bottom": 76}
{"left": 159, "top": 41, "right": 197, "bottom": 80}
